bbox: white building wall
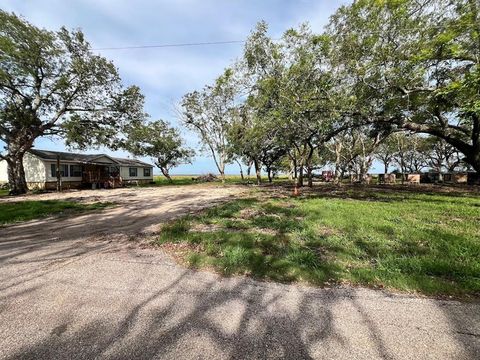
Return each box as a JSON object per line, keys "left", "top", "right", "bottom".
{"left": 120, "top": 166, "right": 153, "bottom": 181}
{"left": 0, "top": 159, "right": 7, "bottom": 183}
{"left": 0, "top": 153, "right": 46, "bottom": 183}
{"left": 24, "top": 153, "right": 47, "bottom": 182}
{"left": 44, "top": 161, "right": 83, "bottom": 182}
{"left": 0, "top": 153, "right": 154, "bottom": 186}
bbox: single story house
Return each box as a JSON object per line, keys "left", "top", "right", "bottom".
{"left": 0, "top": 149, "right": 154, "bottom": 190}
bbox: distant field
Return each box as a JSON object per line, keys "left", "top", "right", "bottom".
{"left": 151, "top": 174, "right": 283, "bottom": 186}
{"left": 156, "top": 185, "right": 480, "bottom": 297}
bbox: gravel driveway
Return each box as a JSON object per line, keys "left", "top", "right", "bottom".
{"left": 0, "top": 185, "right": 479, "bottom": 359}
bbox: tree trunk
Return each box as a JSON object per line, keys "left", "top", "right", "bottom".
{"left": 246, "top": 160, "right": 252, "bottom": 179}
{"left": 334, "top": 167, "right": 341, "bottom": 184}
{"left": 160, "top": 168, "right": 172, "bottom": 182}
{"left": 307, "top": 166, "right": 313, "bottom": 187}
{"left": 305, "top": 144, "right": 314, "bottom": 188}
{"left": 6, "top": 153, "right": 28, "bottom": 195}
{"left": 235, "top": 160, "right": 244, "bottom": 180}
{"left": 298, "top": 166, "right": 304, "bottom": 187}
{"left": 253, "top": 158, "right": 261, "bottom": 185}
{"left": 466, "top": 150, "right": 480, "bottom": 173}
{"left": 267, "top": 167, "right": 272, "bottom": 183}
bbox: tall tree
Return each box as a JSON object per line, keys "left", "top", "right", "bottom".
{"left": 329, "top": 0, "right": 480, "bottom": 172}
{"left": 243, "top": 23, "right": 343, "bottom": 187}
{"left": 328, "top": 127, "right": 383, "bottom": 183}
{"left": 426, "top": 137, "right": 468, "bottom": 173}
{"left": 181, "top": 69, "right": 238, "bottom": 182}
{"left": 0, "top": 11, "right": 145, "bottom": 194}
{"left": 125, "top": 120, "right": 194, "bottom": 181}
{"left": 392, "top": 133, "right": 427, "bottom": 179}
{"left": 227, "top": 104, "right": 272, "bottom": 185}
{"left": 375, "top": 136, "right": 397, "bottom": 174}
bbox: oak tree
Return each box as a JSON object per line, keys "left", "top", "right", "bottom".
{"left": 0, "top": 11, "right": 145, "bottom": 194}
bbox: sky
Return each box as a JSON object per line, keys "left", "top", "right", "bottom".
{"left": 2, "top": 0, "right": 354, "bottom": 175}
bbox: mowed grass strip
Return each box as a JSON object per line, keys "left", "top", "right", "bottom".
{"left": 0, "top": 200, "right": 111, "bottom": 225}
{"left": 156, "top": 187, "right": 480, "bottom": 297}
{"left": 150, "top": 174, "right": 289, "bottom": 187}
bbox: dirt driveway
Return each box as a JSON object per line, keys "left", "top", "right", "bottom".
{"left": 1, "top": 185, "right": 479, "bottom": 359}
{"left": 0, "top": 184, "right": 244, "bottom": 243}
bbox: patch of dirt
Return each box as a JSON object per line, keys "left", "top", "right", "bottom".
{"left": 316, "top": 226, "right": 341, "bottom": 237}
{"left": 238, "top": 208, "right": 264, "bottom": 219}
{"left": 249, "top": 228, "right": 277, "bottom": 236}
{"left": 191, "top": 223, "right": 224, "bottom": 233}
{"left": 158, "top": 242, "right": 204, "bottom": 260}
{"left": 190, "top": 222, "right": 277, "bottom": 236}
{"left": 0, "top": 185, "right": 246, "bottom": 245}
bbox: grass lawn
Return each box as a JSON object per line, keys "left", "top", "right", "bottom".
{"left": 151, "top": 175, "right": 198, "bottom": 186}
{"left": 150, "top": 174, "right": 288, "bottom": 187}
{"left": 0, "top": 189, "right": 9, "bottom": 197}
{"left": 156, "top": 185, "right": 480, "bottom": 297}
{"left": 0, "top": 200, "right": 111, "bottom": 225}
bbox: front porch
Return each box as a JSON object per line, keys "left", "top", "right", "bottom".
{"left": 81, "top": 164, "right": 123, "bottom": 189}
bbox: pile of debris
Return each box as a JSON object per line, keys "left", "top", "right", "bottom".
{"left": 193, "top": 173, "right": 219, "bottom": 182}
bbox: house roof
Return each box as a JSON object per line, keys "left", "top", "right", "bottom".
{"left": 28, "top": 149, "right": 152, "bottom": 167}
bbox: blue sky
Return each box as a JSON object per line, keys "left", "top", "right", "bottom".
{"left": 3, "top": 0, "right": 353, "bottom": 175}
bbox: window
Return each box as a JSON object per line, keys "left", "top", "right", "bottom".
{"left": 70, "top": 165, "right": 82, "bottom": 177}
{"left": 51, "top": 164, "right": 69, "bottom": 177}
{"left": 129, "top": 167, "right": 138, "bottom": 177}
{"left": 143, "top": 168, "right": 151, "bottom": 177}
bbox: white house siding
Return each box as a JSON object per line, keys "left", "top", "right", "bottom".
{"left": 0, "top": 151, "right": 154, "bottom": 188}
{"left": 0, "top": 159, "right": 7, "bottom": 183}
{"left": 44, "top": 161, "right": 83, "bottom": 182}
{"left": 24, "top": 153, "right": 47, "bottom": 182}
{"left": 120, "top": 166, "right": 153, "bottom": 181}
{"left": 0, "top": 153, "right": 46, "bottom": 184}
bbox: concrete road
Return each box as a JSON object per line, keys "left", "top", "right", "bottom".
{"left": 0, "top": 188, "right": 479, "bottom": 359}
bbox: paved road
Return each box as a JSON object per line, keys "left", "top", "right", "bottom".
{"left": 0, "top": 187, "right": 479, "bottom": 359}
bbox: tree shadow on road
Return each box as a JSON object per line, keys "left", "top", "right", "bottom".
{"left": 3, "top": 267, "right": 479, "bottom": 360}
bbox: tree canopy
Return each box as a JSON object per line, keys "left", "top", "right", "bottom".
{"left": 181, "top": 0, "right": 480, "bottom": 184}
{"left": 125, "top": 120, "right": 194, "bottom": 181}
{"left": 0, "top": 10, "right": 146, "bottom": 194}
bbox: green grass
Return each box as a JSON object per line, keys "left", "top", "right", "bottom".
{"left": 0, "top": 200, "right": 112, "bottom": 225}
{"left": 156, "top": 186, "right": 480, "bottom": 297}
{"left": 0, "top": 189, "right": 9, "bottom": 197}
{"left": 149, "top": 174, "right": 289, "bottom": 187}
{"left": 151, "top": 175, "right": 197, "bottom": 186}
